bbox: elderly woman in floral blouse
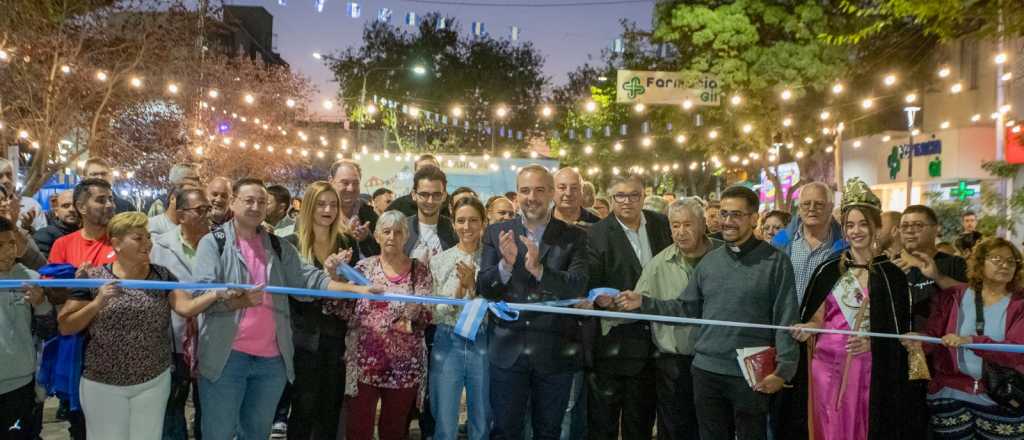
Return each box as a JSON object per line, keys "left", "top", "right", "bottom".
{"left": 325, "top": 210, "right": 432, "bottom": 440}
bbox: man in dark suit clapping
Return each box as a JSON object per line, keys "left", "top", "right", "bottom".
{"left": 477, "top": 164, "right": 589, "bottom": 440}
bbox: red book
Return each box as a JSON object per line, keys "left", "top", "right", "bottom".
{"left": 737, "top": 347, "right": 777, "bottom": 387}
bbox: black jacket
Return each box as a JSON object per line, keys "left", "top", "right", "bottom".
{"left": 586, "top": 210, "right": 673, "bottom": 374}
{"left": 283, "top": 233, "right": 358, "bottom": 352}
{"left": 32, "top": 220, "right": 78, "bottom": 258}
{"left": 477, "top": 216, "right": 589, "bottom": 374}
{"left": 402, "top": 215, "right": 458, "bottom": 256}
{"left": 796, "top": 254, "right": 917, "bottom": 440}
{"left": 354, "top": 201, "right": 380, "bottom": 257}
{"left": 387, "top": 193, "right": 451, "bottom": 219}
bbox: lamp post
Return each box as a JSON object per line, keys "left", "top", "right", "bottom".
{"left": 313, "top": 53, "right": 426, "bottom": 148}
{"left": 904, "top": 105, "right": 921, "bottom": 207}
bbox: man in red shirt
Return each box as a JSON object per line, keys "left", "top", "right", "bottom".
{"left": 46, "top": 178, "right": 115, "bottom": 440}
{"left": 49, "top": 178, "right": 116, "bottom": 270}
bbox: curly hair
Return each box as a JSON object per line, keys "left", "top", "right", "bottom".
{"left": 966, "top": 236, "right": 1024, "bottom": 295}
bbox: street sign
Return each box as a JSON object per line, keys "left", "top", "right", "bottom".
{"left": 615, "top": 70, "right": 721, "bottom": 106}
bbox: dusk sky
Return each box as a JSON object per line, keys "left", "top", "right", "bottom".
{"left": 227, "top": 0, "right": 653, "bottom": 117}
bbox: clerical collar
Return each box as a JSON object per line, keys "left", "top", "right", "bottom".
{"left": 726, "top": 236, "right": 760, "bottom": 258}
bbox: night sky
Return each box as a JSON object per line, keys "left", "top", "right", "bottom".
{"left": 227, "top": 0, "right": 653, "bottom": 116}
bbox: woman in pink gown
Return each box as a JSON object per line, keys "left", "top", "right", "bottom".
{"left": 791, "top": 178, "right": 916, "bottom": 440}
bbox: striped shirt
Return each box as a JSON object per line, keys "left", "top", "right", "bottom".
{"left": 790, "top": 227, "right": 834, "bottom": 303}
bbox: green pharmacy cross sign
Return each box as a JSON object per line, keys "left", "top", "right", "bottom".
{"left": 950, "top": 181, "right": 976, "bottom": 201}
{"left": 622, "top": 77, "right": 645, "bottom": 99}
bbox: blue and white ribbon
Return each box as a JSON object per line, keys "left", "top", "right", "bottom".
{"left": 8, "top": 279, "right": 1024, "bottom": 354}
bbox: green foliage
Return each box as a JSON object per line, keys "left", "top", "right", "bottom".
{"left": 981, "top": 160, "right": 1021, "bottom": 178}
{"left": 925, "top": 190, "right": 972, "bottom": 241}
{"left": 827, "top": 0, "right": 1024, "bottom": 43}
{"left": 324, "top": 13, "right": 547, "bottom": 153}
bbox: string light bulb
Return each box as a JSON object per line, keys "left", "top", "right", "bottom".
{"left": 831, "top": 83, "right": 844, "bottom": 94}
{"left": 495, "top": 106, "right": 509, "bottom": 118}
{"left": 782, "top": 117, "right": 793, "bottom": 127}
{"left": 613, "top": 142, "right": 623, "bottom": 152}
{"left": 730, "top": 95, "right": 742, "bottom": 106}
{"left": 641, "top": 137, "right": 653, "bottom": 147}
{"left": 971, "top": 114, "right": 982, "bottom": 122}
{"left": 995, "top": 53, "right": 1008, "bottom": 64}
{"left": 244, "top": 94, "right": 255, "bottom": 104}
{"left": 938, "top": 66, "right": 951, "bottom": 78}
{"left": 940, "top": 121, "right": 951, "bottom": 129}
{"left": 708, "top": 129, "right": 719, "bottom": 139}
{"left": 322, "top": 99, "right": 334, "bottom": 110}
{"left": 541, "top": 105, "right": 553, "bottom": 118}
{"left": 584, "top": 100, "right": 597, "bottom": 113}
{"left": 634, "top": 103, "right": 645, "bottom": 113}
{"left": 950, "top": 83, "right": 963, "bottom": 94}
{"left": 584, "top": 145, "right": 594, "bottom": 155}
{"left": 681, "top": 99, "right": 693, "bottom": 110}
{"left": 905, "top": 93, "right": 917, "bottom": 103}
{"left": 742, "top": 123, "right": 753, "bottom": 134}
{"left": 861, "top": 98, "right": 874, "bottom": 109}
{"left": 0, "top": 50, "right": 8, "bottom": 61}
{"left": 853, "top": 140, "right": 862, "bottom": 148}
{"left": 129, "top": 77, "right": 142, "bottom": 88}
{"left": 60, "top": 65, "right": 71, "bottom": 74}
{"left": 780, "top": 89, "right": 793, "bottom": 101}
{"left": 451, "top": 106, "right": 463, "bottom": 117}
{"left": 285, "top": 98, "right": 296, "bottom": 108}
{"left": 883, "top": 74, "right": 897, "bottom": 86}
{"left": 819, "top": 111, "right": 830, "bottom": 120}
{"left": 366, "top": 104, "right": 378, "bottom": 115}
{"left": 675, "top": 134, "right": 686, "bottom": 144}
{"left": 167, "top": 83, "right": 179, "bottom": 94}
{"left": 208, "top": 90, "right": 219, "bottom": 98}
{"left": 95, "top": 71, "right": 108, "bottom": 82}
{"left": 1002, "top": 72, "right": 1013, "bottom": 82}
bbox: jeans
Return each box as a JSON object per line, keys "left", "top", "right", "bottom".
{"left": 198, "top": 350, "right": 287, "bottom": 440}
{"left": 288, "top": 335, "right": 347, "bottom": 440}
{"left": 163, "top": 354, "right": 202, "bottom": 440}
{"left": 79, "top": 368, "right": 172, "bottom": 440}
{"left": 691, "top": 366, "right": 769, "bottom": 440}
{"left": 429, "top": 324, "right": 490, "bottom": 440}
{"left": 490, "top": 356, "right": 575, "bottom": 440}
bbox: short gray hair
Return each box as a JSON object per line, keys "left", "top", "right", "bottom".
{"left": 169, "top": 163, "right": 197, "bottom": 185}
{"left": 799, "top": 181, "right": 833, "bottom": 203}
{"left": 668, "top": 197, "right": 706, "bottom": 224}
{"left": 376, "top": 210, "right": 408, "bottom": 236}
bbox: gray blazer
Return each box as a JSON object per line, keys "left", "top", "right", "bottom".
{"left": 193, "top": 220, "right": 331, "bottom": 382}
{"left": 150, "top": 226, "right": 196, "bottom": 354}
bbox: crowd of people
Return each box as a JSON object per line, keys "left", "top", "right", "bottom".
{"left": 0, "top": 153, "right": 1021, "bottom": 440}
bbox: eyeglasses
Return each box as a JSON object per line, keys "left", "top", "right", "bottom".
{"left": 182, "top": 205, "right": 212, "bottom": 216}
{"left": 612, "top": 192, "right": 643, "bottom": 203}
{"left": 799, "top": 200, "right": 829, "bottom": 211}
{"left": 416, "top": 191, "right": 446, "bottom": 201}
{"left": 986, "top": 255, "right": 1021, "bottom": 268}
{"left": 899, "top": 222, "right": 934, "bottom": 232}
{"left": 719, "top": 210, "right": 752, "bottom": 220}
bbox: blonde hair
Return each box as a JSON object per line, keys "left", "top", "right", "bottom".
{"left": 108, "top": 212, "right": 148, "bottom": 239}
{"left": 296, "top": 181, "right": 351, "bottom": 263}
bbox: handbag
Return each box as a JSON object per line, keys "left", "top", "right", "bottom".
{"left": 973, "top": 290, "right": 1024, "bottom": 414}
